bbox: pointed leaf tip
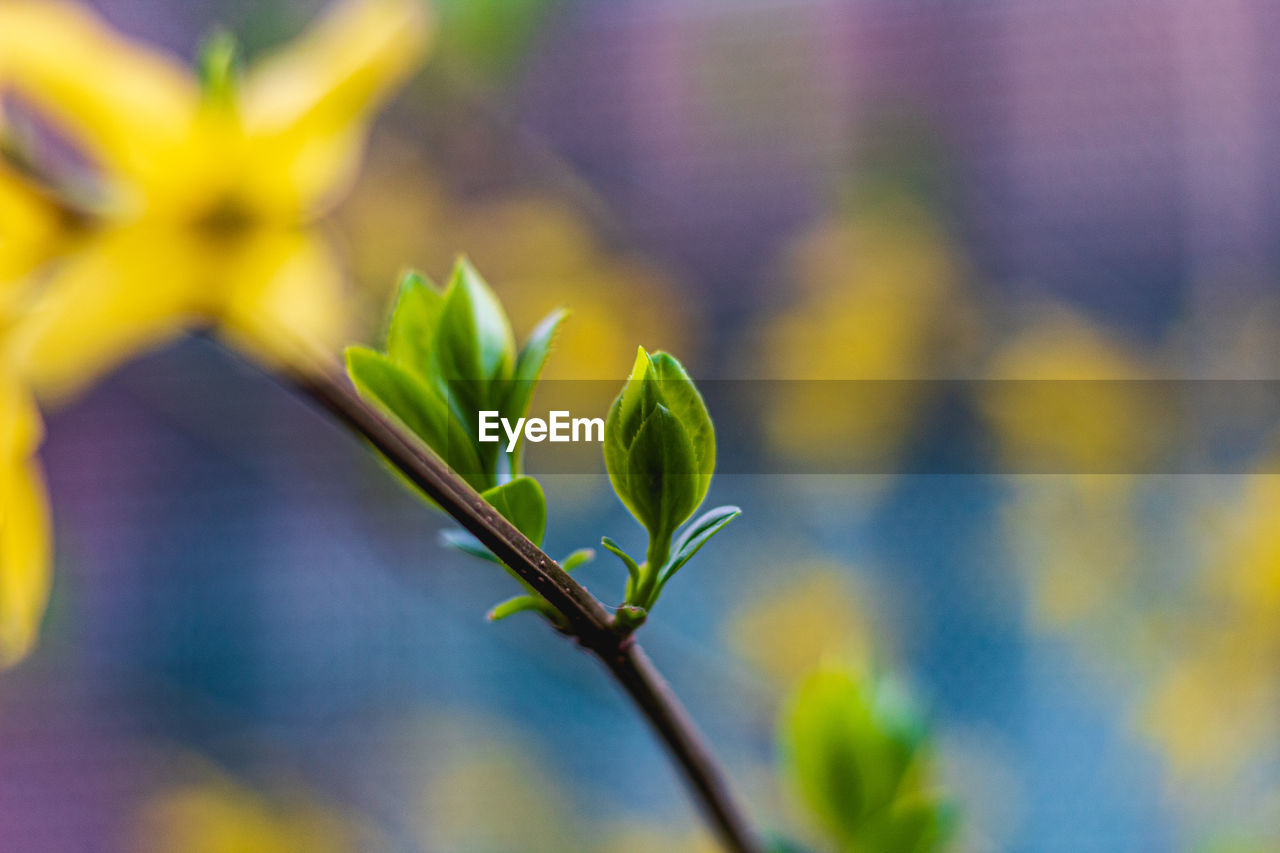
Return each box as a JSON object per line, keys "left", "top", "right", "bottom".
{"left": 600, "top": 536, "right": 641, "bottom": 584}
{"left": 560, "top": 548, "right": 596, "bottom": 573}
{"left": 386, "top": 268, "right": 445, "bottom": 370}
{"left": 505, "top": 307, "right": 569, "bottom": 459}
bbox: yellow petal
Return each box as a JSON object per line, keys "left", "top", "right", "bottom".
{"left": 0, "top": 0, "right": 197, "bottom": 188}
{"left": 129, "top": 763, "right": 383, "bottom": 853}
{"left": 18, "top": 225, "right": 203, "bottom": 401}
{"left": 0, "top": 378, "right": 50, "bottom": 668}
{"left": 241, "top": 0, "right": 431, "bottom": 215}
{"left": 218, "top": 230, "right": 347, "bottom": 371}
{"left": 0, "top": 366, "right": 41, "bottom": 468}
{"left": 0, "top": 161, "right": 68, "bottom": 298}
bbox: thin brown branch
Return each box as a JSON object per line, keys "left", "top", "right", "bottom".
{"left": 287, "top": 364, "right": 764, "bottom": 853}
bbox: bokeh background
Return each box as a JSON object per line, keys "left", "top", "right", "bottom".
{"left": 4, "top": 0, "right": 1280, "bottom": 850}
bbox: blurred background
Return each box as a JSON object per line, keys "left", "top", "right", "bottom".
{"left": 4, "top": 0, "right": 1280, "bottom": 850}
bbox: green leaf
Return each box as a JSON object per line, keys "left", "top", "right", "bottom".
{"left": 345, "top": 346, "right": 489, "bottom": 490}
{"left": 610, "top": 347, "right": 657, "bottom": 447}
{"left": 440, "top": 528, "right": 501, "bottom": 563}
{"left": 434, "top": 256, "right": 516, "bottom": 386}
{"left": 603, "top": 350, "right": 657, "bottom": 497}
{"left": 650, "top": 351, "right": 715, "bottom": 497}
{"left": 781, "top": 667, "right": 934, "bottom": 847}
{"left": 857, "top": 795, "right": 957, "bottom": 853}
{"left": 506, "top": 308, "right": 566, "bottom": 418}
{"left": 605, "top": 348, "right": 718, "bottom": 553}
{"left": 603, "top": 393, "right": 630, "bottom": 492}
{"left": 504, "top": 308, "right": 567, "bottom": 470}
{"left": 560, "top": 548, "right": 595, "bottom": 572}
{"left": 784, "top": 670, "right": 869, "bottom": 840}
{"left": 609, "top": 403, "right": 700, "bottom": 545}
{"left": 600, "top": 536, "right": 641, "bottom": 586}
{"left": 386, "top": 269, "right": 445, "bottom": 373}
{"left": 429, "top": 260, "right": 518, "bottom": 478}
{"left": 659, "top": 505, "right": 740, "bottom": 584}
{"left": 480, "top": 476, "right": 546, "bottom": 546}
{"left": 487, "top": 594, "right": 558, "bottom": 622}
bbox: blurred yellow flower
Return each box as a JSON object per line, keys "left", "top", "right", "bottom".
{"left": 0, "top": 348, "right": 49, "bottom": 669}
{"left": 0, "top": 125, "right": 54, "bottom": 668}
{"left": 754, "top": 193, "right": 975, "bottom": 468}
{"left": 1002, "top": 477, "right": 1141, "bottom": 630}
{"left": 986, "top": 308, "right": 1280, "bottom": 819}
{"left": 408, "top": 717, "right": 746, "bottom": 852}
{"left": 0, "top": 157, "right": 74, "bottom": 299}
{"left": 726, "top": 566, "right": 878, "bottom": 690}
{"left": 421, "top": 746, "right": 584, "bottom": 853}
{"left": 981, "top": 306, "right": 1165, "bottom": 474}
{"left": 130, "top": 767, "right": 384, "bottom": 853}
{"left": 1142, "top": 643, "right": 1277, "bottom": 778}
{"left": 0, "top": 0, "right": 430, "bottom": 398}
{"left": 1141, "top": 471, "right": 1280, "bottom": 777}
{"left": 981, "top": 308, "right": 1158, "bottom": 630}
{"left": 398, "top": 714, "right": 588, "bottom": 852}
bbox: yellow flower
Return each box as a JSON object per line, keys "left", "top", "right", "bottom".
{"left": 0, "top": 346, "right": 49, "bottom": 668}
{"left": 130, "top": 766, "right": 384, "bottom": 853}
{"left": 754, "top": 193, "right": 975, "bottom": 469}
{"left": 0, "top": 158, "right": 74, "bottom": 300}
{"left": 1139, "top": 469, "right": 1280, "bottom": 778}
{"left": 982, "top": 309, "right": 1158, "bottom": 646}
{"left": 1001, "top": 477, "right": 1140, "bottom": 629}
{"left": 725, "top": 566, "right": 879, "bottom": 689}
{"left": 0, "top": 0, "right": 431, "bottom": 398}
{"left": 980, "top": 306, "right": 1163, "bottom": 474}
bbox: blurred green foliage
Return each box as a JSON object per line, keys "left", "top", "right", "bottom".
{"left": 434, "top": 0, "right": 562, "bottom": 85}
{"left": 781, "top": 666, "right": 954, "bottom": 853}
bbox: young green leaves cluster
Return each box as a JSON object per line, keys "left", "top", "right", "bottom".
{"left": 347, "top": 258, "right": 562, "bottom": 494}
{"left": 347, "top": 264, "right": 737, "bottom": 633}
{"left": 781, "top": 666, "right": 955, "bottom": 853}
{"left": 602, "top": 347, "right": 739, "bottom": 628}
{"left": 345, "top": 259, "right": 589, "bottom": 624}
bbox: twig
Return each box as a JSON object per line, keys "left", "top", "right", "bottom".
{"left": 287, "top": 364, "right": 764, "bottom": 853}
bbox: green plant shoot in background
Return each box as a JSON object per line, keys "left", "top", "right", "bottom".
{"left": 782, "top": 666, "right": 955, "bottom": 853}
